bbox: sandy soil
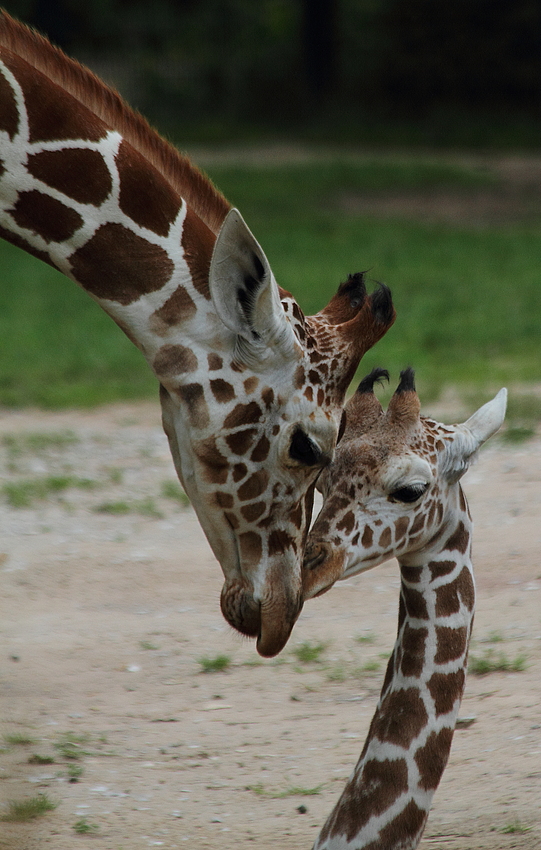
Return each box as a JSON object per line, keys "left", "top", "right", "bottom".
{"left": 1, "top": 401, "right": 540, "bottom": 850}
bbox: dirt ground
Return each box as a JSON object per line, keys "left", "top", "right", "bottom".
{"left": 1, "top": 400, "right": 540, "bottom": 850}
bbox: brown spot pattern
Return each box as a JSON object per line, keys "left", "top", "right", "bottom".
{"left": 0, "top": 67, "right": 19, "bottom": 137}
{"left": 224, "top": 402, "right": 263, "bottom": 430}
{"left": 400, "top": 625, "right": 428, "bottom": 678}
{"left": 327, "top": 758, "right": 408, "bottom": 842}
{"left": 225, "top": 429, "right": 257, "bottom": 455}
{"left": 268, "top": 529, "right": 295, "bottom": 556}
{"left": 237, "top": 471, "right": 269, "bottom": 501}
{"left": 0, "top": 224, "right": 54, "bottom": 267}
{"left": 181, "top": 206, "right": 213, "bottom": 299}
{"left": 403, "top": 587, "right": 429, "bottom": 620}
{"left": 435, "top": 567, "right": 474, "bottom": 617}
{"left": 243, "top": 377, "right": 259, "bottom": 394}
{"left": 176, "top": 382, "right": 209, "bottom": 429}
{"left": 444, "top": 520, "right": 470, "bottom": 554}
{"left": 7, "top": 56, "right": 106, "bottom": 143}
{"left": 238, "top": 531, "right": 262, "bottom": 563}
{"left": 361, "top": 525, "right": 373, "bottom": 548}
{"left": 373, "top": 688, "right": 428, "bottom": 748}
{"left": 193, "top": 436, "right": 228, "bottom": 483}
{"left": 241, "top": 502, "right": 266, "bottom": 523}
{"left": 250, "top": 435, "right": 270, "bottom": 462}
{"left": 378, "top": 526, "right": 392, "bottom": 549}
{"left": 116, "top": 140, "right": 180, "bottom": 236}
{"left": 394, "top": 515, "right": 409, "bottom": 541}
{"left": 363, "top": 800, "right": 427, "bottom": 850}
{"left": 150, "top": 286, "right": 197, "bottom": 334}
{"left": 215, "top": 492, "right": 234, "bottom": 509}
{"left": 27, "top": 148, "right": 112, "bottom": 205}
{"left": 207, "top": 353, "right": 223, "bottom": 370}
{"left": 210, "top": 379, "right": 235, "bottom": 403}
{"left": 70, "top": 223, "right": 174, "bottom": 304}
{"left": 435, "top": 625, "right": 468, "bottom": 664}
{"left": 427, "top": 670, "right": 465, "bottom": 715}
{"left": 415, "top": 728, "right": 454, "bottom": 791}
{"left": 11, "top": 190, "right": 83, "bottom": 243}
{"left": 337, "top": 510, "right": 355, "bottom": 535}
{"left": 153, "top": 344, "right": 197, "bottom": 376}
{"left": 429, "top": 559, "right": 458, "bottom": 579}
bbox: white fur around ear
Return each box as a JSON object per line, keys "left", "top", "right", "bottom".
{"left": 209, "top": 208, "right": 295, "bottom": 358}
{"left": 441, "top": 388, "right": 507, "bottom": 483}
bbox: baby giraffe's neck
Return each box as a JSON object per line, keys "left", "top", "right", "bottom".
{"left": 315, "top": 507, "right": 474, "bottom": 850}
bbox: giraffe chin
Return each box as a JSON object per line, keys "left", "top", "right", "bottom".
{"left": 220, "top": 582, "right": 302, "bottom": 658}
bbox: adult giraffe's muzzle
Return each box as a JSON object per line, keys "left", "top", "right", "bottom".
{"left": 220, "top": 579, "right": 304, "bottom": 657}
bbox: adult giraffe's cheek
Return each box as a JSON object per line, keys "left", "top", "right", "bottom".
{"left": 302, "top": 542, "right": 347, "bottom": 599}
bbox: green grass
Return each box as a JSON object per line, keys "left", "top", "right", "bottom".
{"left": 292, "top": 641, "right": 328, "bottom": 663}
{"left": 247, "top": 783, "right": 322, "bottom": 798}
{"left": 73, "top": 818, "right": 100, "bottom": 834}
{"left": 469, "top": 649, "right": 527, "bottom": 675}
{"left": 198, "top": 654, "right": 232, "bottom": 673}
{"left": 2, "top": 430, "right": 78, "bottom": 456}
{"left": 161, "top": 480, "right": 191, "bottom": 506}
{"left": 500, "top": 819, "right": 532, "bottom": 835}
{"left": 92, "top": 497, "right": 163, "bottom": 518}
{"left": 1, "top": 793, "right": 56, "bottom": 821}
{"left": 2, "top": 475, "right": 97, "bottom": 508}
{"left": 0, "top": 154, "right": 540, "bottom": 407}
{"left": 3, "top": 733, "right": 36, "bottom": 746}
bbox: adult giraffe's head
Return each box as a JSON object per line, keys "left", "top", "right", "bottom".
{"left": 0, "top": 12, "right": 395, "bottom": 656}
{"left": 159, "top": 211, "right": 395, "bottom": 656}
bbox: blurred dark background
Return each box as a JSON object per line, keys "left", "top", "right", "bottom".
{"left": 3, "top": 0, "right": 540, "bottom": 146}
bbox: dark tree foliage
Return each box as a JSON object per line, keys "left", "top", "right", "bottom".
{"left": 2, "top": 0, "right": 539, "bottom": 130}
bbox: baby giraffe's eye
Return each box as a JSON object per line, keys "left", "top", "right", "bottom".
{"left": 389, "top": 483, "right": 429, "bottom": 504}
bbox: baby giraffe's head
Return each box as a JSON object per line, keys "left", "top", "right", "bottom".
{"left": 303, "top": 368, "right": 506, "bottom": 599}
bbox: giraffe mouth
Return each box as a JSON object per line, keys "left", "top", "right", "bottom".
{"left": 302, "top": 542, "right": 345, "bottom": 599}
{"left": 220, "top": 581, "right": 303, "bottom": 657}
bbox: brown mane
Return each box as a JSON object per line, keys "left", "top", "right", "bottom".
{"left": 0, "top": 11, "right": 231, "bottom": 235}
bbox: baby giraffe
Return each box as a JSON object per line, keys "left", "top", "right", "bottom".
{"left": 303, "top": 368, "right": 507, "bottom": 850}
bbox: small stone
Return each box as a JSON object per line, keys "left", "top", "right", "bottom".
{"left": 297, "top": 805, "right": 308, "bottom": 814}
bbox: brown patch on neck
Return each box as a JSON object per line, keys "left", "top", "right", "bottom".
{"left": 116, "top": 140, "right": 181, "bottom": 237}
{"left": 181, "top": 207, "right": 214, "bottom": 300}
{"left": 0, "top": 12, "right": 231, "bottom": 232}
{"left": 27, "top": 148, "right": 112, "bottom": 206}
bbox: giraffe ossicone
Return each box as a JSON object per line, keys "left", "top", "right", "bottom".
{"left": 304, "top": 369, "right": 506, "bottom": 850}
{"left": 0, "top": 12, "right": 395, "bottom": 656}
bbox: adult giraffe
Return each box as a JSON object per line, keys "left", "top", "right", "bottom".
{"left": 303, "top": 369, "right": 506, "bottom": 849}
{"left": 0, "top": 13, "right": 395, "bottom": 657}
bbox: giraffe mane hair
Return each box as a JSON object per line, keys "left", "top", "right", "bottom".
{"left": 0, "top": 10, "right": 231, "bottom": 235}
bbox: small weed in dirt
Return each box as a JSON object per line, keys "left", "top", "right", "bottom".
{"left": 246, "top": 783, "right": 322, "bottom": 798}
{"left": 3, "top": 733, "right": 36, "bottom": 746}
{"left": 73, "top": 818, "right": 99, "bottom": 834}
{"left": 28, "top": 754, "right": 55, "bottom": 764}
{"left": 54, "top": 732, "right": 90, "bottom": 760}
{"left": 501, "top": 819, "right": 532, "bottom": 834}
{"left": 3, "top": 475, "right": 96, "bottom": 508}
{"left": 93, "top": 498, "right": 163, "bottom": 518}
{"left": 93, "top": 500, "right": 131, "bottom": 515}
{"left": 198, "top": 654, "right": 231, "bottom": 673}
{"left": 1, "top": 793, "right": 56, "bottom": 821}
{"left": 484, "top": 630, "right": 504, "bottom": 643}
{"left": 354, "top": 632, "right": 376, "bottom": 644}
{"left": 140, "top": 640, "right": 159, "bottom": 650}
{"left": 67, "top": 764, "right": 84, "bottom": 782}
{"left": 161, "top": 480, "right": 190, "bottom": 506}
{"left": 2, "top": 430, "right": 78, "bottom": 457}
{"left": 292, "top": 641, "right": 328, "bottom": 663}
{"left": 469, "top": 649, "right": 527, "bottom": 675}
{"left": 326, "top": 665, "right": 347, "bottom": 682}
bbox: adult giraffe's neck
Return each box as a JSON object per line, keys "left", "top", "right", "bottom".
{"left": 0, "top": 25, "right": 225, "bottom": 366}
{"left": 315, "top": 512, "right": 474, "bottom": 850}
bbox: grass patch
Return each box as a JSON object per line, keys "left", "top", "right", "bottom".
{"left": 54, "top": 732, "right": 91, "bottom": 760}
{"left": 354, "top": 632, "right": 376, "bottom": 644}
{"left": 140, "top": 640, "right": 160, "bottom": 651}
{"left": 1, "top": 794, "right": 56, "bottom": 821}
{"left": 73, "top": 818, "right": 99, "bottom": 834}
{"left": 2, "top": 430, "right": 78, "bottom": 456}
{"left": 3, "top": 476, "right": 97, "bottom": 508}
{"left": 247, "top": 783, "right": 322, "bottom": 798}
{"left": 292, "top": 641, "right": 328, "bottom": 663}
{"left": 1, "top": 154, "right": 541, "bottom": 407}
{"left": 198, "top": 654, "right": 232, "bottom": 673}
{"left": 469, "top": 650, "right": 527, "bottom": 675}
{"left": 500, "top": 819, "right": 532, "bottom": 834}
{"left": 28, "top": 754, "right": 55, "bottom": 764}
{"left": 3, "top": 733, "right": 36, "bottom": 746}
{"left": 93, "top": 498, "right": 163, "bottom": 518}
{"left": 161, "top": 480, "right": 190, "bottom": 506}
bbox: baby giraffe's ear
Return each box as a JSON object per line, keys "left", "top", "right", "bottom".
{"left": 441, "top": 389, "right": 507, "bottom": 483}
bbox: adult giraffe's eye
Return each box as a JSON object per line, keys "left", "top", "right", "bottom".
{"left": 289, "top": 428, "right": 322, "bottom": 467}
{"left": 389, "top": 483, "right": 429, "bottom": 503}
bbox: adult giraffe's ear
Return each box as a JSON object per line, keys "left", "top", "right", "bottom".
{"left": 441, "top": 388, "right": 507, "bottom": 483}
{"left": 209, "top": 208, "right": 295, "bottom": 357}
